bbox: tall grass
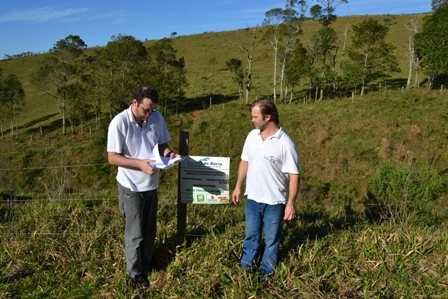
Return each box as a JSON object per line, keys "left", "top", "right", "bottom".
{"left": 1, "top": 89, "right": 447, "bottom": 297}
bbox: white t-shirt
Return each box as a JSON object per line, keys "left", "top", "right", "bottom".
{"left": 107, "top": 106, "right": 171, "bottom": 192}
{"left": 241, "top": 128, "right": 300, "bottom": 205}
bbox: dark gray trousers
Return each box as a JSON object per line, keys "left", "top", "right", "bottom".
{"left": 118, "top": 183, "right": 158, "bottom": 279}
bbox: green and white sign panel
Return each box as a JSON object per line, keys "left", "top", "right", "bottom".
{"left": 180, "top": 156, "right": 230, "bottom": 204}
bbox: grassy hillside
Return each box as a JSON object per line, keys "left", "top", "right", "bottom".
{"left": 0, "top": 13, "right": 429, "bottom": 129}
{"left": 1, "top": 13, "right": 447, "bottom": 298}
{"left": 1, "top": 89, "right": 447, "bottom": 298}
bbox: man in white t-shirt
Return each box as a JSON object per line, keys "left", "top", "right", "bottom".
{"left": 232, "top": 98, "right": 300, "bottom": 279}
{"left": 107, "top": 85, "right": 177, "bottom": 287}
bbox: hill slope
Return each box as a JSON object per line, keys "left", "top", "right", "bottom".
{"left": 0, "top": 13, "right": 429, "bottom": 129}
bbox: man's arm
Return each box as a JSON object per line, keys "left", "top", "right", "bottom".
{"left": 232, "top": 160, "right": 248, "bottom": 204}
{"left": 284, "top": 173, "right": 299, "bottom": 221}
{"left": 108, "top": 152, "right": 156, "bottom": 175}
{"left": 158, "top": 143, "right": 177, "bottom": 159}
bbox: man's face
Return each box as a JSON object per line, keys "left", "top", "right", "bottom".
{"left": 134, "top": 97, "right": 156, "bottom": 122}
{"left": 251, "top": 105, "right": 268, "bottom": 131}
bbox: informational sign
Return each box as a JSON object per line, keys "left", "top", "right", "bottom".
{"left": 180, "top": 156, "right": 230, "bottom": 204}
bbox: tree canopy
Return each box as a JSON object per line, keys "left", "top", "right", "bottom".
{"left": 415, "top": 6, "right": 448, "bottom": 87}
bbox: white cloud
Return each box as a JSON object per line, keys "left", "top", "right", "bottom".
{"left": 0, "top": 7, "right": 89, "bottom": 23}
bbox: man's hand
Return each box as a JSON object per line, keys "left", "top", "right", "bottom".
{"left": 283, "top": 204, "right": 296, "bottom": 221}
{"left": 232, "top": 187, "right": 241, "bottom": 204}
{"left": 141, "top": 159, "right": 157, "bottom": 175}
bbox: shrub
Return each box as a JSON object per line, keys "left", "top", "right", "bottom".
{"left": 365, "top": 161, "right": 444, "bottom": 224}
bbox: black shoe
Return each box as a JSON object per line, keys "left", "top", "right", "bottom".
{"left": 128, "top": 274, "right": 149, "bottom": 287}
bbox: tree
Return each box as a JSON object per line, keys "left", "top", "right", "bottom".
{"left": 0, "top": 73, "right": 25, "bottom": 137}
{"left": 145, "top": 38, "right": 187, "bottom": 111}
{"left": 432, "top": 0, "right": 448, "bottom": 10}
{"left": 405, "top": 17, "right": 422, "bottom": 88}
{"left": 263, "top": 8, "right": 285, "bottom": 103}
{"left": 32, "top": 35, "right": 87, "bottom": 135}
{"left": 240, "top": 27, "right": 258, "bottom": 104}
{"left": 309, "top": 26, "right": 339, "bottom": 99}
{"left": 345, "top": 18, "right": 400, "bottom": 95}
{"left": 278, "top": 1, "right": 307, "bottom": 103}
{"left": 307, "top": 0, "right": 347, "bottom": 100}
{"left": 415, "top": 6, "right": 448, "bottom": 88}
{"left": 225, "top": 58, "right": 245, "bottom": 102}
{"left": 312, "top": 0, "right": 348, "bottom": 27}
{"left": 284, "top": 42, "right": 310, "bottom": 102}
{"left": 263, "top": 1, "right": 307, "bottom": 103}
{"left": 64, "top": 81, "right": 91, "bottom": 133}
{"left": 96, "top": 35, "right": 148, "bottom": 116}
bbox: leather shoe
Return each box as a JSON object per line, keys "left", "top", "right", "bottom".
{"left": 128, "top": 274, "right": 149, "bottom": 287}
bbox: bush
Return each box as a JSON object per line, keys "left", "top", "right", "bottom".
{"left": 365, "top": 161, "right": 444, "bottom": 224}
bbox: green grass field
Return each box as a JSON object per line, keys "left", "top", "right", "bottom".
{"left": 1, "top": 12, "right": 447, "bottom": 298}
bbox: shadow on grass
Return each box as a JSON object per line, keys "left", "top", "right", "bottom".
{"left": 173, "top": 93, "right": 238, "bottom": 114}
{"left": 17, "top": 94, "right": 238, "bottom": 137}
{"left": 0, "top": 113, "right": 58, "bottom": 136}
{"left": 151, "top": 204, "right": 243, "bottom": 271}
{"left": 150, "top": 193, "right": 365, "bottom": 272}
{"left": 0, "top": 268, "right": 35, "bottom": 285}
{"left": 281, "top": 198, "right": 361, "bottom": 256}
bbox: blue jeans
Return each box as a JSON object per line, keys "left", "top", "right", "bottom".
{"left": 241, "top": 199, "right": 285, "bottom": 275}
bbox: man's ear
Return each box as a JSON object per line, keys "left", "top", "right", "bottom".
{"left": 264, "top": 114, "right": 272, "bottom": 121}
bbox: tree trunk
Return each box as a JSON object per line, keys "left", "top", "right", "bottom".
{"left": 339, "top": 24, "right": 349, "bottom": 76}
{"left": 279, "top": 54, "right": 286, "bottom": 102}
{"left": 62, "top": 99, "right": 66, "bottom": 135}
{"left": 406, "top": 35, "right": 414, "bottom": 88}
{"left": 242, "top": 27, "right": 257, "bottom": 104}
{"left": 272, "top": 37, "right": 278, "bottom": 103}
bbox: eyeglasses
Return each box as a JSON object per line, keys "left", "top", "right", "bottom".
{"left": 140, "top": 105, "right": 157, "bottom": 115}
{"left": 142, "top": 108, "right": 156, "bottom": 114}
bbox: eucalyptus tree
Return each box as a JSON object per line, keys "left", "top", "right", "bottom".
{"left": 415, "top": 6, "right": 448, "bottom": 88}
{"left": 345, "top": 18, "right": 400, "bottom": 95}
{"left": 311, "top": 0, "right": 348, "bottom": 27}
{"left": 307, "top": 0, "right": 347, "bottom": 99}
{"left": 263, "top": 0, "right": 307, "bottom": 103}
{"left": 263, "top": 8, "right": 287, "bottom": 102}
{"left": 32, "top": 35, "right": 87, "bottom": 135}
{"left": 278, "top": 0, "right": 307, "bottom": 103}
{"left": 0, "top": 72, "right": 25, "bottom": 137}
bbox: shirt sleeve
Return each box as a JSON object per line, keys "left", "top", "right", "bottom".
{"left": 107, "top": 115, "right": 125, "bottom": 154}
{"left": 155, "top": 112, "right": 171, "bottom": 145}
{"left": 282, "top": 138, "right": 300, "bottom": 174}
{"left": 240, "top": 132, "right": 252, "bottom": 161}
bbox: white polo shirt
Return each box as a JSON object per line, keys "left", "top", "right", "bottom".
{"left": 242, "top": 128, "right": 300, "bottom": 205}
{"left": 107, "top": 105, "right": 171, "bottom": 192}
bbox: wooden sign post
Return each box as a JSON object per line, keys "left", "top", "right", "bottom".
{"left": 176, "top": 131, "right": 189, "bottom": 245}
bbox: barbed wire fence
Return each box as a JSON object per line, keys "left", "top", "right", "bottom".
{"left": 0, "top": 152, "right": 414, "bottom": 243}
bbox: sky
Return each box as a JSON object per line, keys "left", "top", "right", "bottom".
{"left": 0, "top": 0, "right": 432, "bottom": 59}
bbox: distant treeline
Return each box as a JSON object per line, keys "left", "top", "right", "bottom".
{"left": 2, "top": 51, "right": 43, "bottom": 60}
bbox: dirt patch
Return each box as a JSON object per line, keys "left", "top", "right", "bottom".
{"left": 190, "top": 110, "right": 203, "bottom": 119}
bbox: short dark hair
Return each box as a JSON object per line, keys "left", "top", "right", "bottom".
{"left": 133, "top": 85, "right": 159, "bottom": 104}
{"left": 251, "top": 97, "right": 279, "bottom": 125}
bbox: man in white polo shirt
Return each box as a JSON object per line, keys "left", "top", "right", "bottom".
{"left": 107, "top": 85, "right": 177, "bottom": 287}
{"left": 232, "top": 97, "right": 300, "bottom": 280}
